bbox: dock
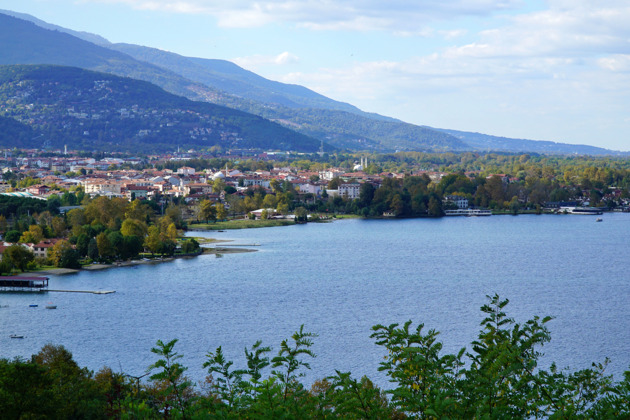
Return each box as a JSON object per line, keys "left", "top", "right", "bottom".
{"left": 0, "top": 276, "right": 49, "bottom": 292}
{"left": 48, "top": 289, "right": 116, "bottom": 294}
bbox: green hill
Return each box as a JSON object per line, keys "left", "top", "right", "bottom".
{"left": 0, "top": 65, "right": 326, "bottom": 153}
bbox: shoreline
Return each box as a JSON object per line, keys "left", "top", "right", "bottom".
{"left": 14, "top": 244, "right": 256, "bottom": 277}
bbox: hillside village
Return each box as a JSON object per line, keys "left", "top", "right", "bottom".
{"left": 2, "top": 149, "right": 629, "bottom": 214}
{"left": 1, "top": 146, "right": 630, "bottom": 273}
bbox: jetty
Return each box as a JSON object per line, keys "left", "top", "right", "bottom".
{"left": 48, "top": 289, "right": 116, "bottom": 294}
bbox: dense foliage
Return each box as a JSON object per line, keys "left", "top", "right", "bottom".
{"left": 0, "top": 296, "right": 628, "bottom": 418}
{"left": 0, "top": 64, "right": 325, "bottom": 153}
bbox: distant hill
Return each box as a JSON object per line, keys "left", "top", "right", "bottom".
{"left": 0, "top": 13, "right": 223, "bottom": 103}
{"left": 432, "top": 128, "right": 628, "bottom": 156}
{"left": 0, "top": 12, "right": 465, "bottom": 152}
{"left": 109, "top": 43, "right": 464, "bottom": 152}
{"left": 110, "top": 43, "right": 364, "bottom": 113}
{"left": 0, "top": 65, "right": 326, "bottom": 153}
{"left": 0, "top": 115, "right": 35, "bottom": 148}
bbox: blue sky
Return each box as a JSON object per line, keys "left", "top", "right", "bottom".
{"left": 3, "top": 0, "right": 630, "bottom": 151}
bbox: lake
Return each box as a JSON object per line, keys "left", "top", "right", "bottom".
{"left": 1, "top": 213, "right": 629, "bottom": 387}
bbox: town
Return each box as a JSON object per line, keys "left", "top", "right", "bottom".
{"left": 1, "top": 147, "right": 629, "bottom": 272}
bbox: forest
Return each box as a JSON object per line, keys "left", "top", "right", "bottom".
{"left": 1, "top": 295, "right": 628, "bottom": 418}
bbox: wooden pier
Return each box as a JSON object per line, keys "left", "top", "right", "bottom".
{"left": 48, "top": 289, "right": 116, "bottom": 294}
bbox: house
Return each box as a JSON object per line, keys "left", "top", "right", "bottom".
{"left": 26, "top": 184, "right": 50, "bottom": 195}
{"left": 444, "top": 195, "right": 469, "bottom": 209}
{"left": 124, "top": 185, "right": 154, "bottom": 200}
{"left": 177, "top": 166, "right": 195, "bottom": 176}
{"left": 184, "top": 183, "right": 214, "bottom": 196}
{"left": 249, "top": 208, "right": 278, "bottom": 219}
{"left": 339, "top": 182, "right": 361, "bottom": 199}
{"left": 27, "top": 239, "right": 61, "bottom": 259}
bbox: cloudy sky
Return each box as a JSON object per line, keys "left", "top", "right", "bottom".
{"left": 4, "top": 0, "right": 630, "bottom": 150}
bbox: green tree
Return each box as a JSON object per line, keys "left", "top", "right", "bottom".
{"left": 96, "top": 232, "right": 115, "bottom": 261}
{"left": 198, "top": 199, "right": 216, "bottom": 223}
{"left": 49, "top": 240, "right": 81, "bottom": 269}
{"left": 215, "top": 203, "right": 227, "bottom": 221}
{"left": 148, "top": 339, "right": 193, "bottom": 418}
{"left": 295, "top": 207, "right": 308, "bottom": 223}
{"left": 4, "top": 244, "right": 34, "bottom": 272}
{"left": 19, "top": 224, "right": 44, "bottom": 244}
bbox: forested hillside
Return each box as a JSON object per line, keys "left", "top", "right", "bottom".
{"left": 0, "top": 65, "right": 326, "bottom": 153}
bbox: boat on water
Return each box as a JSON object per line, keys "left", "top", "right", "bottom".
{"left": 29, "top": 304, "right": 38, "bottom": 307}
{"left": 9, "top": 334, "right": 24, "bottom": 339}
{"left": 45, "top": 305, "right": 57, "bottom": 309}
{"left": 560, "top": 206, "right": 603, "bottom": 215}
{"left": 596, "top": 218, "right": 603, "bottom": 222}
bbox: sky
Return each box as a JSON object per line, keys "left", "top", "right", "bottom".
{"left": 3, "top": 0, "right": 630, "bottom": 151}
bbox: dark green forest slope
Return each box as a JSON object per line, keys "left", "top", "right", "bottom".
{"left": 0, "top": 65, "right": 326, "bottom": 153}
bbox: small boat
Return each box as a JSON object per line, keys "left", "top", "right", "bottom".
{"left": 9, "top": 334, "right": 24, "bottom": 339}
{"left": 29, "top": 304, "right": 38, "bottom": 307}
{"left": 45, "top": 305, "right": 57, "bottom": 309}
{"left": 596, "top": 218, "right": 603, "bottom": 222}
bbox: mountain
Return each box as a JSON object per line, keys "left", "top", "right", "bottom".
{"left": 0, "top": 13, "right": 226, "bottom": 103}
{"left": 0, "top": 11, "right": 465, "bottom": 152}
{"left": 108, "top": 43, "right": 464, "bottom": 152}
{"left": 0, "top": 9, "right": 111, "bottom": 45}
{"left": 0, "top": 115, "right": 35, "bottom": 148}
{"left": 110, "top": 43, "right": 362, "bottom": 113}
{"left": 432, "top": 128, "right": 628, "bottom": 156}
{"left": 0, "top": 65, "right": 325, "bottom": 153}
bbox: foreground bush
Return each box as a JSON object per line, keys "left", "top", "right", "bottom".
{"left": 1, "top": 295, "right": 628, "bottom": 419}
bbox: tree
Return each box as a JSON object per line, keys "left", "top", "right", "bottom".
{"left": 148, "top": 339, "right": 193, "bottom": 417}
{"left": 262, "top": 194, "right": 277, "bottom": 209}
{"left": 19, "top": 224, "right": 44, "bottom": 244}
{"left": 328, "top": 177, "right": 342, "bottom": 189}
{"left": 51, "top": 216, "right": 66, "bottom": 237}
{"left": 0, "top": 358, "right": 57, "bottom": 418}
{"left": 31, "top": 344, "right": 105, "bottom": 418}
{"left": 144, "top": 226, "right": 162, "bottom": 255}
{"left": 180, "top": 239, "right": 200, "bottom": 254}
{"left": 49, "top": 240, "right": 81, "bottom": 269}
{"left": 215, "top": 203, "right": 227, "bottom": 222}
{"left": 427, "top": 196, "right": 443, "bottom": 217}
{"left": 212, "top": 177, "right": 226, "bottom": 194}
{"left": 96, "top": 232, "right": 115, "bottom": 261}
{"left": 198, "top": 200, "right": 216, "bottom": 223}
{"left": 87, "top": 238, "right": 99, "bottom": 261}
{"left": 295, "top": 207, "right": 308, "bottom": 223}
{"left": 120, "top": 218, "right": 148, "bottom": 238}
{"left": 4, "top": 244, "right": 34, "bottom": 272}
{"left": 276, "top": 202, "right": 289, "bottom": 215}
{"left": 4, "top": 230, "right": 20, "bottom": 242}
{"left": 359, "top": 182, "right": 375, "bottom": 208}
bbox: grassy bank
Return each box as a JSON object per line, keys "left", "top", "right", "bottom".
{"left": 189, "top": 219, "right": 296, "bottom": 230}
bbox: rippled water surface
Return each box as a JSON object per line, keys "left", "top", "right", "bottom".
{"left": 1, "top": 213, "right": 629, "bottom": 386}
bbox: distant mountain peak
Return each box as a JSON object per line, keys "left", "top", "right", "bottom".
{"left": 0, "top": 9, "right": 111, "bottom": 45}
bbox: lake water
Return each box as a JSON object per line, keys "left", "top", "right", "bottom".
{"left": 1, "top": 213, "right": 629, "bottom": 387}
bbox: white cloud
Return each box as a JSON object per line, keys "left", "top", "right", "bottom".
{"left": 91, "top": 0, "right": 523, "bottom": 29}
{"left": 233, "top": 52, "right": 299, "bottom": 69}
{"left": 598, "top": 55, "right": 630, "bottom": 72}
